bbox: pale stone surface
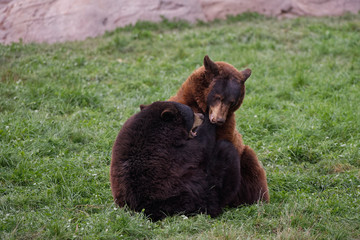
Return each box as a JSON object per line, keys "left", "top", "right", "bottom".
{"left": 0, "top": 0, "right": 359, "bottom": 44}
{"left": 0, "top": 0, "right": 206, "bottom": 44}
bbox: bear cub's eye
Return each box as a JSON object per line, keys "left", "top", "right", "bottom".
{"left": 214, "top": 95, "right": 222, "bottom": 101}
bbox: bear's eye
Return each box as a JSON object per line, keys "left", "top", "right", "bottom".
{"left": 214, "top": 95, "right": 222, "bottom": 101}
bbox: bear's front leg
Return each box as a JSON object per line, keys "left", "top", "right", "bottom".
{"left": 230, "top": 145, "right": 269, "bottom": 206}
{"left": 207, "top": 140, "right": 241, "bottom": 208}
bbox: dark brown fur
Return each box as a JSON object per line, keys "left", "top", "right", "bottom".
{"left": 110, "top": 101, "right": 241, "bottom": 220}
{"left": 169, "top": 56, "right": 269, "bottom": 205}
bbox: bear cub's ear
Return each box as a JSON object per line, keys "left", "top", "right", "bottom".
{"left": 161, "top": 108, "right": 176, "bottom": 122}
{"left": 204, "top": 55, "right": 219, "bottom": 76}
{"left": 241, "top": 68, "right": 252, "bottom": 82}
{"left": 140, "top": 104, "right": 148, "bottom": 111}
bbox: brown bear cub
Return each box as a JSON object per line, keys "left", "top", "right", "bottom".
{"left": 110, "top": 101, "right": 241, "bottom": 221}
{"left": 169, "top": 56, "right": 269, "bottom": 205}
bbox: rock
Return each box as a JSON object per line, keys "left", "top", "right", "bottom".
{"left": 0, "top": 0, "right": 205, "bottom": 44}
{"left": 0, "top": 0, "right": 11, "bottom": 9}
{"left": 0, "top": 0, "right": 359, "bottom": 44}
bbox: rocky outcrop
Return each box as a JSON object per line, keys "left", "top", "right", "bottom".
{"left": 0, "top": 0, "right": 206, "bottom": 44}
{"left": 0, "top": 0, "right": 359, "bottom": 44}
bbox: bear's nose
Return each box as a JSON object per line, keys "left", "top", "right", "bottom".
{"left": 209, "top": 115, "right": 216, "bottom": 124}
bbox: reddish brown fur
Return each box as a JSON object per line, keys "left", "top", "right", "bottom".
{"left": 169, "top": 56, "right": 270, "bottom": 204}
{"left": 169, "top": 60, "right": 247, "bottom": 151}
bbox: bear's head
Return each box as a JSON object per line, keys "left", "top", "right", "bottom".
{"left": 203, "top": 55, "right": 251, "bottom": 125}
{"left": 139, "top": 101, "right": 204, "bottom": 139}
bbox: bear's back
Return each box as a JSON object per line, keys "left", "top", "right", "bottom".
{"left": 110, "top": 102, "right": 211, "bottom": 213}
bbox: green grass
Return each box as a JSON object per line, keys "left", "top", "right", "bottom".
{"left": 1, "top": 13, "right": 360, "bottom": 239}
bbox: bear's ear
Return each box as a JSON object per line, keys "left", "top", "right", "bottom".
{"left": 204, "top": 55, "right": 219, "bottom": 76}
{"left": 140, "top": 104, "right": 148, "bottom": 111}
{"left": 161, "top": 108, "right": 176, "bottom": 122}
{"left": 241, "top": 68, "right": 252, "bottom": 82}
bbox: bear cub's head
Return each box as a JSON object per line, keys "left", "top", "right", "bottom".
{"left": 140, "top": 101, "right": 204, "bottom": 139}
{"left": 203, "top": 55, "right": 251, "bottom": 125}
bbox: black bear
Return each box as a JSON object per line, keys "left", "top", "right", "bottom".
{"left": 110, "top": 101, "right": 240, "bottom": 221}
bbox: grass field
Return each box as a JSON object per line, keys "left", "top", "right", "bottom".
{"left": 1, "top": 13, "right": 360, "bottom": 239}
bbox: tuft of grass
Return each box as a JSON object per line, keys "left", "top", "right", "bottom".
{"left": 1, "top": 13, "right": 360, "bottom": 239}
